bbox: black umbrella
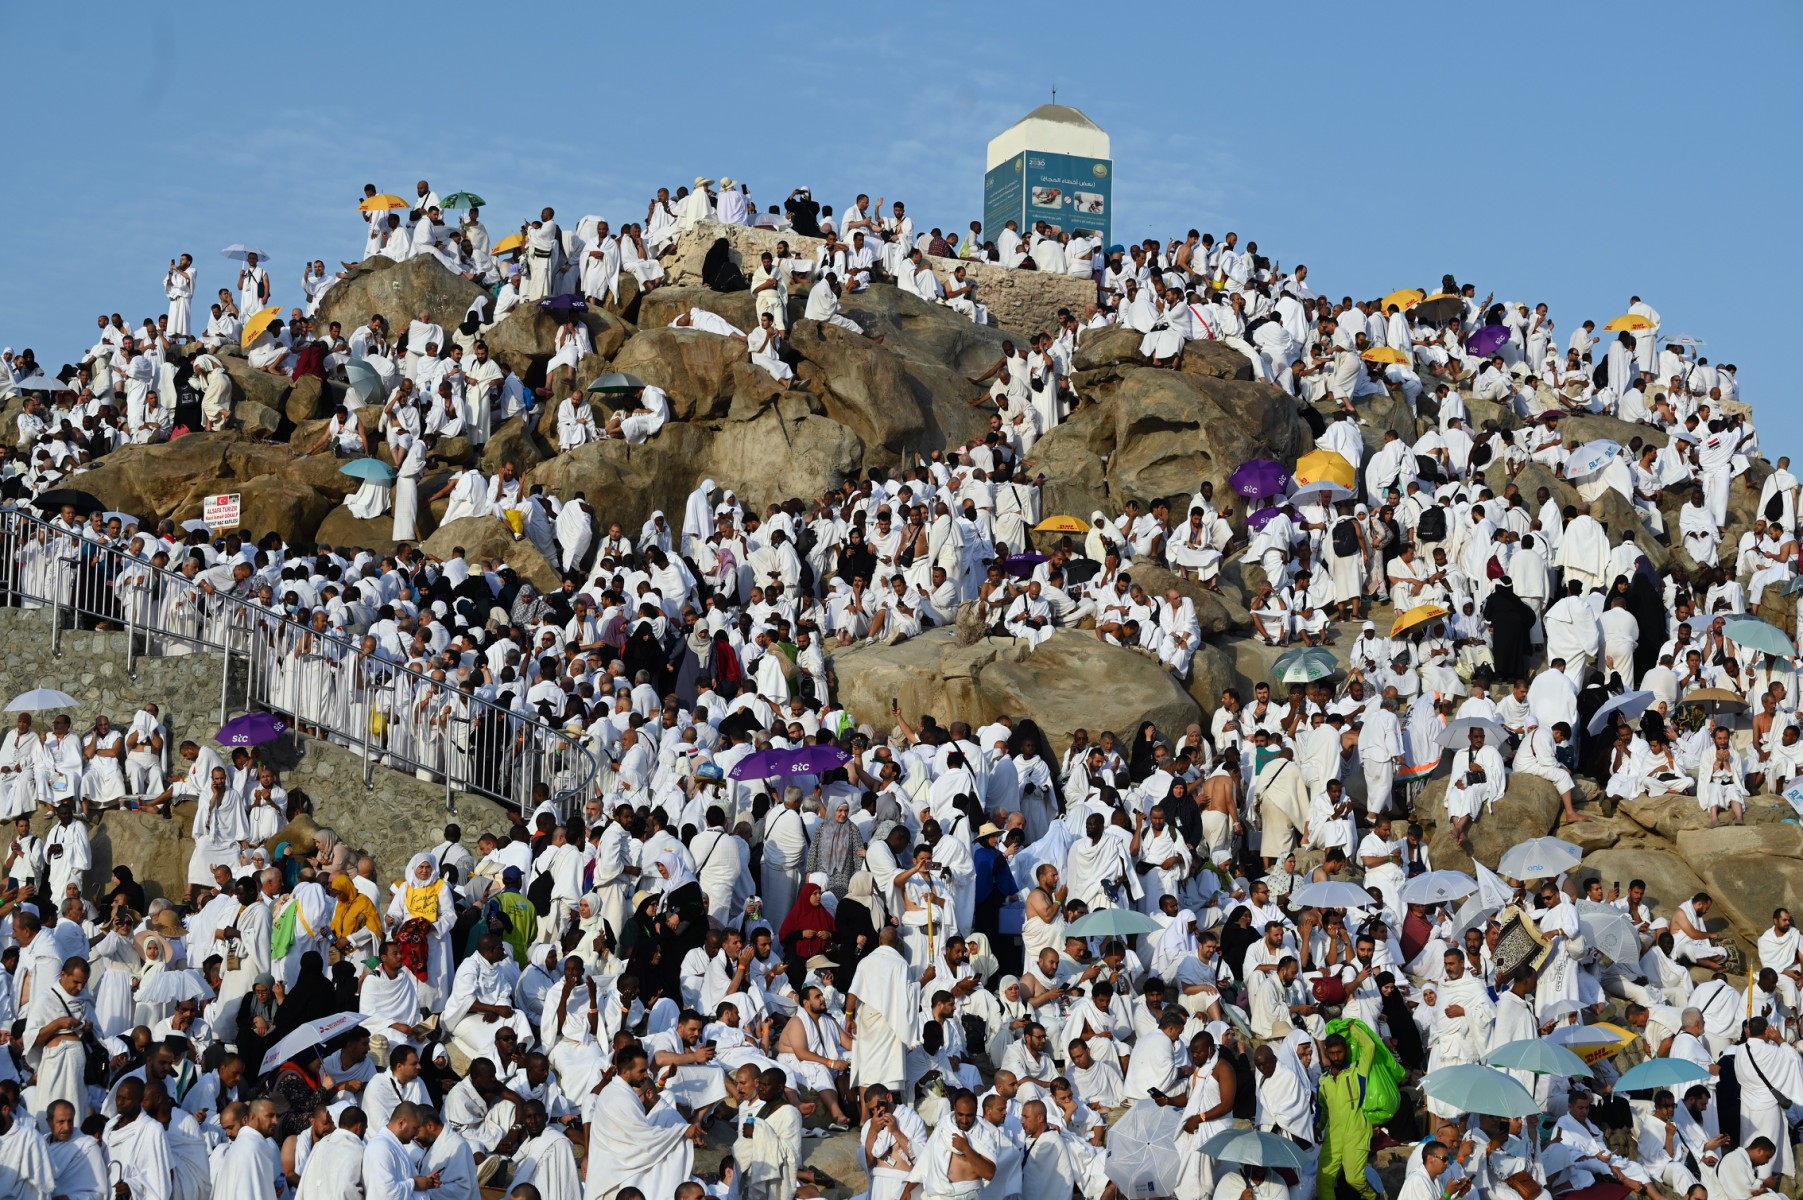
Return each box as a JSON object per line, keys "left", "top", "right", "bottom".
{"left": 1064, "top": 557, "right": 1103, "bottom": 585}
{"left": 31, "top": 489, "right": 106, "bottom": 517}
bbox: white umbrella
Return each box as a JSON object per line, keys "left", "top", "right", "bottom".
{"left": 102, "top": 511, "right": 139, "bottom": 527}
{"left": 137, "top": 968, "right": 213, "bottom": 1004}
{"left": 1586, "top": 690, "right": 1655, "bottom": 735}
{"left": 1566, "top": 440, "right": 1622, "bottom": 479}
{"left": 1453, "top": 899, "right": 1500, "bottom": 937}
{"left": 180, "top": 519, "right": 214, "bottom": 534}
{"left": 1289, "top": 880, "right": 1378, "bottom": 909}
{"left": 1496, "top": 837, "right": 1582, "bottom": 881}
{"left": 1400, "top": 870, "right": 1478, "bottom": 907}
{"left": 1104, "top": 1096, "right": 1189, "bottom": 1198}
{"left": 4, "top": 688, "right": 78, "bottom": 712}
{"left": 1576, "top": 900, "right": 1642, "bottom": 964}
{"left": 1288, "top": 481, "right": 1355, "bottom": 505}
{"left": 220, "top": 243, "right": 270, "bottom": 262}
{"left": 14, "top": 373, "right": 71, "bottom": 393}
{"left": 258, "top": 1011, "right": 363, "bottom": 1074}
{"left": 1437, "top": 716, "right": 1506, "bottom": 749}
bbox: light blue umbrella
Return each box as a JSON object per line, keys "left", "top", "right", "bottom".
{"left": 1566, "top": 440, "right": 1621, "bottom": 478}
{"left": 1615, "top": 1058, "right": 1712, "bottom": 1092}
{"left": 1066, "top": 909, "right": 1161, "bottom": 939}
{"left": 1586, "top": 690, "right": 1656, "bottom": 735}
{"left": 340, "top": 458, "right": 396, "bottom": 483}
{"left": 1483, "top": 1039, "right": 1592, "bottom": 1078}
{"left": 1197, "top": 1129, "right": 1307, "bottom": 1169}
{"left": 343, "top": 359, "right": 387, "bottom": 406}
{"left": 1722, "top": 615, "right": 1796, "bottom": 659}
{"left": 1421, "top": 1064, "right": 1541, "bottom": 1117}
{"left": 1273, "top": 647, "right": 1339, "bottom": 684}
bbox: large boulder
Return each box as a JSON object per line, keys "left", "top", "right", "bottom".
{"left": 1673, "top": 823, "right": 1803, "bottom": 941}
{"left": 483, "top": 307, "right": 630, "bottom": 387}
{"left": 1419, "top": 774, "right": 1564, "bottom": 876}
{"left": 315, "top": 255, "right": 486, "bottom": 337}
{"left": 611, "top": 329, "right": 746, "bottom": 421}
{"left": 636, "top": 287, "right": 762, "bottom": 334}
{"left": 832, "top": 627, "right": 1200, "bottom": 756}
{"left": 67, "top": 434, "right": 291, "bottom": 525}
{"left": 313, "top": 506, "right": 399, "bottom": 552}
{"left": 1124, "top": 561, "right": 1250, "bottom": 636}
{"left": 480, "top": 414, "right": 553, "bottom": 476}
{"left": 524, "top": 404, "right": 863, "bottom": 535}
{"left": 235, "top": 400, "right": 283, "bottom": 439}
{"left": 421, "top": 516, "right": 562, "bottom": 592}
{"left": 233, "top": 476, "right": 334, "bottom": 546}
{"left": 1030, "top": 371, "right": 1312, "bottom": 519}
{"left": 1579, "top": 847, "right": 1708, "bottom": 931}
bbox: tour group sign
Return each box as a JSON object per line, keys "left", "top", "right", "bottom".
{"left": 204, "top": 492, "right": 241, "bottom": 530}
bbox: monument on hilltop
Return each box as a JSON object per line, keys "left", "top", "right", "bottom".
{"left": 983, "top": 102, "right": 1113, "bottom": 252}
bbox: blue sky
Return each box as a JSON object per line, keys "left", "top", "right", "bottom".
{"left": 4, "top": 3, "right": 1797, "bottom": 444}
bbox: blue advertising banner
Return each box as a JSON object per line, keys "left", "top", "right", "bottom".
{"left": 984, "top": 151, "right": 1112, "bottom": 250}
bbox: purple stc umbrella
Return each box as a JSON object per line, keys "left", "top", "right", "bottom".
{"left": 1229, "top": 459, "right": 1290, "bottom": 499}
{"left": 216, "top": 712, "right": 289, "bottom": 747}
{"left": 1467, "top": 325, "right": 1511, "bottom": 356}
{"left": 539, "top": 294, "right": 590, "bottom": 312}
{"left": 1247, "top": 506, "right": 1282, "bottom": 531}
{"left": 1006, "top": 552, "right": 1049, "bottom": 579}
{"left": 728, "top": 749, "right": 789, "bottom": 780}
{"left": 783, "top": 744, "right": 853, "bottom": 776}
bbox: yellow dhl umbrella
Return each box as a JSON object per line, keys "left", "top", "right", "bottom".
{"left": 1294, "top": 448, "right": 1356, "bottom": 489}
{"left": 1392, "top": 604, "right": 1450, "bottom": 637}
{"left": 1034, "top": 515, "right": 1090, "bottom": 533}
{"left": 492, "top": 232, "right": 525, "bottom": 255}
{"left": 1602, "top": 313, "right": 1654, "bottom": 332}
{"left": 358, "top": 193, "right": 409, "bottom": 212}
{"left": 1380, "top": 288, "right": 1425, "bottom": 312}
{"left": 1569, "top": 1023, "right": 1636, "bottom": 1066}
{"left": 240, "top": 304, "right": 282, "bottom": 349}
{"left": 1361, "top": 346, "right": 1409, "bottom": 365}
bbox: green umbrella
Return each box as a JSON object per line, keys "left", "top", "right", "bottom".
{"left": 443, "top": 192, "right": 486, "bottom": 209}
{"left": 1483, "top": 1039, "right": 1591, "bottom": 1078}
{"left": 587, "top": 372, "right": 648, "bottom": 395}
{"left": 1064, "top": 909, "right": 1161, "bottom": 938}
{"left": 1722, "top": 615, "right": 1795, "bottom": 659}
{"left": 1273, "top": 647, "right": 1338, "bottom": 684}
{"left": 1421, "top": 1064, "right": 1540, "bottom": 1117}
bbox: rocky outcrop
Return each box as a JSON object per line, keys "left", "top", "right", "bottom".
{"left": 483, "top": 306, "right": 631, "bottom": 388}
{"left": 831, "top": 627, "right": 1200, "bottom": 755}
{"left": 421, "top": 515, "right": 563, "bottom": 592}
{"left": 316, "top": 254, "right": 487, "bottom": 335}
{"left": 1030, "top": 369, "right": 1312, "bottom": 519}
{"left": 666, "top": 222, "right": 1094, "bottom": 340}
{"left": 524, "top": 403, "right": 865, "bottom": 537}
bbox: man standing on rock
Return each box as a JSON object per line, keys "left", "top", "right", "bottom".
{"left": 521, "top": 208, "right": 562, "bottom": 303}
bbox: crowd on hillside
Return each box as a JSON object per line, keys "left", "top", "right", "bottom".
{"left": 0, "top": 170, "right": 1793, "bottom": 1200}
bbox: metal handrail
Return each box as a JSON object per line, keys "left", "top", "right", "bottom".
{"left": 0, "top": 506, "right": 600, "bottom": 813}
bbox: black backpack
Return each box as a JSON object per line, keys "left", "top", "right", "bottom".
{"left": 1331, "top": 519, "right": 1360, "bottom": 556}
{"left": 1416, "top": 506, "right": 1447, "bottom": 542}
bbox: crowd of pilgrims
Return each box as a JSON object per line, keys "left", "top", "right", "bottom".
{"left": 0, "top": 171, "right": 1795, "bottom": 1200}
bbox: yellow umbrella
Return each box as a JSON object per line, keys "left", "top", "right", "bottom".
{"left": 1602, "top": 313, "right": 1654, "bottom": 332}
{"left": 358, "top": 193, "right": 409, "bottom": 212}
{"left": 240, "top": 305, "right": 282, "bottom": 349}
{"left": 1034, "top": 515, "right": 1090, "bottom": 533}
{"left": 1380, "top": 288, "right": 1425, "bottom": 312}
{"left": 1360, "top": 347, "right": 1409, "bottom": 365}
{"left": 1294, "top": 449, "right": 1356, "bottom": 489}
{"left": 492, "top": 232, "right": 525, "bottom": 255}
{"left": 1392, "top": 604, "right": 1450, "bottom": 637}
{"left": 1569, "top": 1023, "right": 1636, "bottom": 1067}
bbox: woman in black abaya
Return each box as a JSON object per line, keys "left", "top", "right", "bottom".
{"left": 1482, "top": 578, "right": 1537, "bottom": 680}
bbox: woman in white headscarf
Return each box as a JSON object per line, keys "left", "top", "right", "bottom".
{"left": 983, "top": 974, "right": 1036, "bottom": 1067}
{"left": 1083, "top": 510, "right": 1128, "bottom": 563}
{"left": 385, "top": 853, "right": 455, "bottom": 1005}
{"left": 513, "top": 942, "right": 560, "bottom": 1027}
